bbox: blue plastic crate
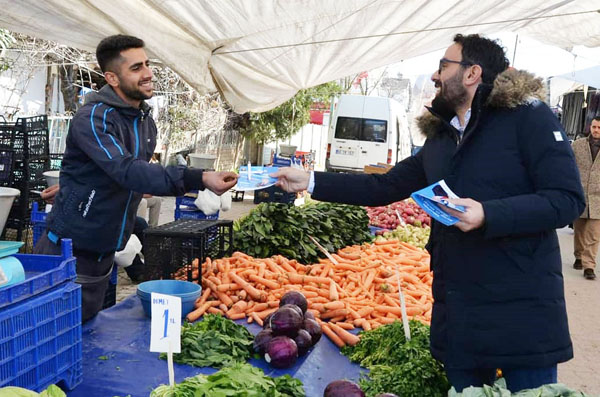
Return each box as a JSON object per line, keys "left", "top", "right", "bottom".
{"left": 0, "top": 239, "right": 76, "bottom": 310}
{"left": 175, "top": 195, "right": 198, "bottom": 208}
{"left": 30, "top": 202, "right": 47, "bottom": 246}
{"left": 368, "top": 225, "right": 388, "bottom": 235}
{"left": 0, "top": 281, "right": 82, "bottom": 391}
{"left": 174, "top": 207, "right": 219, "bottom": 221}
{"left": 272, "top": 153, "right": 292, "bottom": 167}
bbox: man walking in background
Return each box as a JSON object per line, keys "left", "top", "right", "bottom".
{"left": 572, "top": 116, "right": 600, "bottom": 280}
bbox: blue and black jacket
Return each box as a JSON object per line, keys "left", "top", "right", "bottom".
{"left": 47, "top": 85, "right": 204, "bottom": 254}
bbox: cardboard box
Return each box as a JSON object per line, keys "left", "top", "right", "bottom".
{"left": 364, "top": 163, "right": 393, "bottom": 174}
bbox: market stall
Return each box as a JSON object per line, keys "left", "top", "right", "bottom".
{"left": 67, "top": 295, "right": 362, "bottom": 397}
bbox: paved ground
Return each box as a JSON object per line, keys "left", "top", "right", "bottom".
{"left": 115, "top": 198, "right": 600, "bottom": 395}
{"left": 556, "top": 226, "right": 600, "bottom": 396}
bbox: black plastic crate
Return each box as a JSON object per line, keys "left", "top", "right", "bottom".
{"left": 0, "top": 147, "right": 14, "bottom": 184}
{"left": 0, "top": 115, "right": 49, "bottom": 160}
{"left": 1, "top": 223, "right": 33, "bottom": 253}
{"left": 10, "top": 158, "right": 50, "bottom": 186}
{"left": 253, "top": 185, "right": 296, "bottom": 204}
{"left": 143, "top": 219, "right": 233, "bottom": 282}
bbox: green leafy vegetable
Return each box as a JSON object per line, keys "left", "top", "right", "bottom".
{"left": 39, "top": 385, "right": 66, "bottom": 397}
{"left": 341, "top": 320, "right": 449, "bottom": 397}
{"left": 160, "top": 314, "right": 254, "bottom": 368}
{"left": 234, "top": 202, "right": 372, "bottom": 264}
{"left": 0, "top": 384, "right": 66, "bottom": 397}
{"left": 448, "top": 378, "right": 587, "bottom": 396}
{"left": 150, "top": 362, "right": 305, "bottom": 397}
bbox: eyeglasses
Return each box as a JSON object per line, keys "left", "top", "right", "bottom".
{"left": 438, "top": 58, "right": 473, "bottom": 74}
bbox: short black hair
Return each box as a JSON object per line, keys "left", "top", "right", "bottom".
{"left": 593, "top": 116, "right": 600, "bottom": 122}
{"left": 453, "top": 34, "right": 509, "bottom": 84}
{"left": 96, "top": 35, "right": 145, "bottom": 73}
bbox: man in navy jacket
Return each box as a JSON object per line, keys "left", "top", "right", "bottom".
{"left": 273, "top": 34, "right": 585, "bottom": 392}
{"left": 34, "top": 35, "right": 237, "bottom": 321}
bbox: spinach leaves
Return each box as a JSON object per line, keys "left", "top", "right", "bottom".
{"left": 160, "top": 314, "right": 254, "bottom": 368}
{"left": 234, "top": 202, "right": 372, "bottom": 264}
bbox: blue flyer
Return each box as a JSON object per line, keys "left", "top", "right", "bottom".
{"left": 410, "top": 180, "right": 466, "bottom": 226}
{"left": 236, "top": 165, "right": 280, "bottom": 191}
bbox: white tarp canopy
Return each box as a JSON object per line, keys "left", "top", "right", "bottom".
{"left": 556, "top": 65, "right": 600, "bottom": 89}
{"left": 0, "top": 0, "right": 599, "bottom": 113}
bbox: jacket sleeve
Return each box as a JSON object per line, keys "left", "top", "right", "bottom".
{"left": 312, "top": 146, "right": 428, "bottom": 206}
{"left": 70, "top": 104, "right": 204, "bottom": 196}
{"left": 482, "top": 101, "right": 585, "bottom": 238}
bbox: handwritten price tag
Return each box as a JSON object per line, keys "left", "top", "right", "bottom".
{"left": 150, "top": 292, "right": 181, "bottom": 353}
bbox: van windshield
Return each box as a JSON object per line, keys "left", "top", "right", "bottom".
{"left": 334, "top": 117, "right": 387, "bottom": 142}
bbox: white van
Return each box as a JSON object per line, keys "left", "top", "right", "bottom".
{"left": 325, "top": 95, "right": 414, "bottom": 172}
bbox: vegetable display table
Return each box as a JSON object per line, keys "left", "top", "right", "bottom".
{"left": 67, "top": 295, "right": 363, "bottom": 397}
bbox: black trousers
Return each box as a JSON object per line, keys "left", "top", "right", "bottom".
{"left": 34, "top": 232, "right": 115, "bottom": 323}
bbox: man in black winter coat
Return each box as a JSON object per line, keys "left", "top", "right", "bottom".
{"left": 34, "top": 35, "right": 238, "bottom": 322}
{"left": 273, "top": 34, "right": 585, "bottom": 392}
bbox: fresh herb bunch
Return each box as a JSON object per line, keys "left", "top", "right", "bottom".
{"left": 233, "top": 202, "right": 372, "bottom": 263}
{"left": 341, "top": 320, "right": 449, "bottom": 397}
{"left": 160, "top": 314, "right": 254, "bottom": 368}
{"left": 150, "top": 363, "right": 305, "bottom": 397}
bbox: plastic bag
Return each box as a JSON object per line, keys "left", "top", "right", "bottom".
{"left": 220, "top": 191, "right": 232, "bottom": 212}
{"left": 114, "top": 234, "right": 142, "bottom": 268}
{"left": 194, "top": 189, "right": 221, "bottom": 215}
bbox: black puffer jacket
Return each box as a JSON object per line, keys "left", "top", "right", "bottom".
{"left": 312, "top": 69, "right": 585, "bottom": 369}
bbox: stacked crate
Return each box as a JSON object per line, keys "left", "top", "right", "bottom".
{"left": 0, "top": 115, "right": 50, "bottom": 246}
{"left": 174, "top": 191, "right": 220, "bottom": 220}
{"left": 144, "top": 219, "right": 233, "bottom": 282}
{"left": 0, "top": 239, "right": 82, "bottom": 391}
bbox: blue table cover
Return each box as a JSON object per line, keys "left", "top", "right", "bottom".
{"left": 67, "top": 295, "right": 364, "bottom": 397}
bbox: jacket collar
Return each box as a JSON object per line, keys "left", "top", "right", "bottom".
{"left": 85, "top": 85, "right": 152, "bottom": 118}
{"left": 417, "top": 69, "right": 545, "bottom": 139}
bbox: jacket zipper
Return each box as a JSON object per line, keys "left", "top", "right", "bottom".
{"left": 115, "top": 116, "right": 141, "bottom": 251}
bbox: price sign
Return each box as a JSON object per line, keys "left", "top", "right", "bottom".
{"left": 150, "top": 292, "right": 181, "bottom": 353}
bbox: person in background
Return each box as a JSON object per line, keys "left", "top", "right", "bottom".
{"left": 137, "top": 194, "right": 162, "bottom": 227}
{"left": 34, "top": 34, "right": 237, "bottom": 322}
{"left": 571, "top": 116, "right": 600, "bottom": 280}
{"left": 272, "top": 34, "right": 585, "bottom": 392}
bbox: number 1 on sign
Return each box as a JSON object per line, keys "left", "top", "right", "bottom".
{"left": 163, "top": 309, "right": 169, "bottom": 338}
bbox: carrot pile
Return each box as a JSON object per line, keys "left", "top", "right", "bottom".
{"left": 186, "top": 239, "right": 433, "bottom": 348}
{"left": 173, "top": 259, "right": 200, "bottom": 281}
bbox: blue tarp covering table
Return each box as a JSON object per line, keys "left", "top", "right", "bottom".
{"left": 67, "top": 295, "right": 364, "bottom": 397}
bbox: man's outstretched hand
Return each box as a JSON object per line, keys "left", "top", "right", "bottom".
{"left": 202, "top": 171, "right": 238, "bottom": 195}
{"left": 270, "top": 167, "right": 310, "bottom": 192}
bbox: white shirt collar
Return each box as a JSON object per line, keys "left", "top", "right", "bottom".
{"left": 450, "top": 108, "right": 472, "bottom": 133}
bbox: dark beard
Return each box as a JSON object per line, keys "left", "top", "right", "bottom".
{"left": 435, "top": 69, "right": 468, "bottom": 111}
{"left": 120, "top": 81, "right": 153, "bottom": 102}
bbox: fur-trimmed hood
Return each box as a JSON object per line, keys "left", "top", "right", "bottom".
{"left": 417, "top": 69, "right": 545, "bottom": 138}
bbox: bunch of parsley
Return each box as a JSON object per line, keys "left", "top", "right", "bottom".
{"left": 341, "top": 320, "right": 449, "bottom": 397}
